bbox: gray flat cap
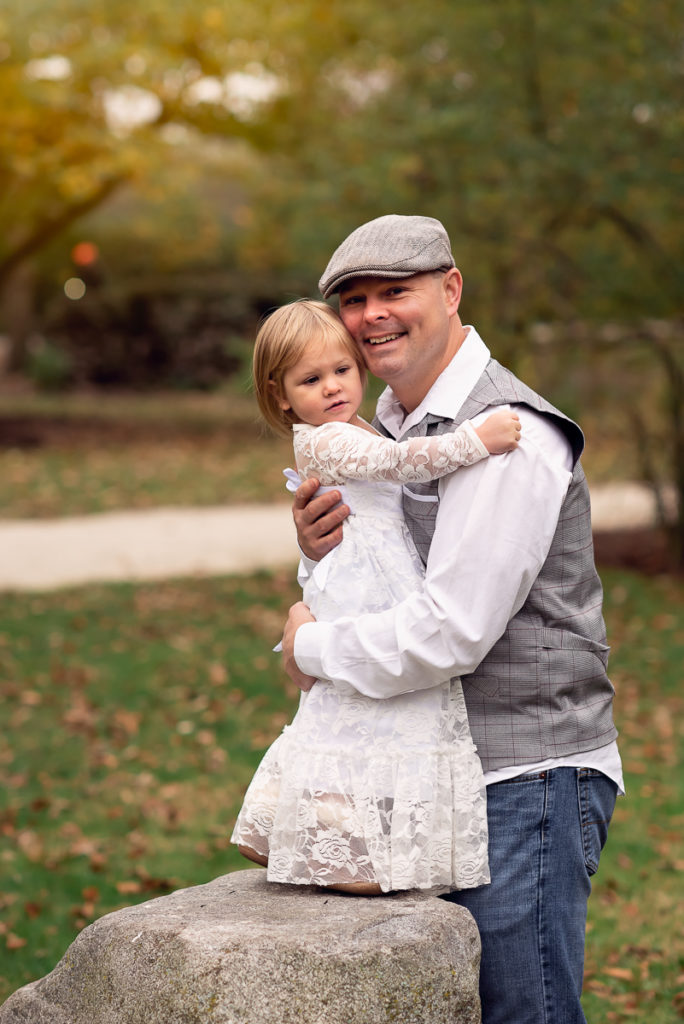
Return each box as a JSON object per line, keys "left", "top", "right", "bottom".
{"left": 319, "top": 214, "right": 455, "bottom": 299}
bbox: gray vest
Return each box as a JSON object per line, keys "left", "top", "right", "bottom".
{"left": 376, "top": 359, "right": 617, "bottom": 771}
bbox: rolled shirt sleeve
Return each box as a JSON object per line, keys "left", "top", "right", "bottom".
{"left": 294, "top": 406, "right": 574, "bottom": 698}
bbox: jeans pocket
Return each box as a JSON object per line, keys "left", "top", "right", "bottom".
{"left": 578, "top": 768, "right": 617, "bottom": 876}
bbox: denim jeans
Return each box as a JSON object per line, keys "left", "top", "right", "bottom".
{"left": 441, "top": 767, "right": 617, "bottom": 1024}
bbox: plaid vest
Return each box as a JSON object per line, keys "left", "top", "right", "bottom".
{"left": 375, "top": 359, "right": 617, "bottom": 771}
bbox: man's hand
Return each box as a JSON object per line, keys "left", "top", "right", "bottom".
{"left": 282, "top": 601, "right": 317, "bottom": 692}
{"left": 293, "top": 477, "right": 349, "bottom": 561}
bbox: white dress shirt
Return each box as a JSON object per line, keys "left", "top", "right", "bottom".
{"left": 295, "top": 328, "right": 623, "bottom": 791}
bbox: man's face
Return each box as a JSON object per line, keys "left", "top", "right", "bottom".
{"left": 337, "top": 270, "right": 463, "bottom": 410}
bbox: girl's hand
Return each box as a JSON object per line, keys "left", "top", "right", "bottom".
{"left": 282, "top": 602, "right": 318, "bottom": 692}
{"left": 475, "top": 409, "right": 521, "bottom": 454}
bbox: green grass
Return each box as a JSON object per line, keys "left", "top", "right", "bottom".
{"left": 581, "top": 571, "right": 684, "bottom": 1023}
{"left": 0, "top": 389, "right": 295, "bottom": 516}
{"left": 0, "top": 435, "right": 297, "bottom": 517}
{"left": 0, "top": 568, "right": 682, "bottom": 1021}
{"left": 0, "top": 570, "right": 303, "bottom": 999}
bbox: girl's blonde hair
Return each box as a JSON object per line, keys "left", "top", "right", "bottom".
{"left": 253, "top": 299, "right": 366, "bottom": 436}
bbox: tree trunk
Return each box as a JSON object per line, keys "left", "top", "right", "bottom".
{"left": 0, "top": 263, "right": 37, "bottom": 372}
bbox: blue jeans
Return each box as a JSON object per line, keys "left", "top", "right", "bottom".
{"left": 441, "top": 767, "right": 617, "bottom": 1024}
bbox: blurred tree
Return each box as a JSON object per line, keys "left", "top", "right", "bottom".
{"left": 0, "top": 0, "right": 282, "bottom": 361}
{"left": 238, "top": 0, "right": 683, "bottom": 339}
{"left": 529, "top": 318, "right": 684, "bottom": 564}
{"left": 3, "top": 0, "right": 680, "bottom": 336}
{"left": 1, "top": 0, "right": 681, "bottom": 545}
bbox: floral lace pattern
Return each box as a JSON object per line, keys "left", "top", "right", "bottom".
{"left": 232, "top": 679, "right": 490, "bottom": 892}
{"left": 291, "top": 418, "right": 487, "bottom": 486}
{"left": 231, "top": 419, "right": 491, "bottom": 892}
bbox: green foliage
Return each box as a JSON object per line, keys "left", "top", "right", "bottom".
{"left": 527, "top": 319, "right": 684, "bottom": 561}
{"left": 0, "top": 568, "right": 682, "bottom": 1021}
{"left": 1, "top": 0, "right": 681, "bottom": 525}
{"left": 0, "top": 0, "right": 268, "bottom": 315}
{"left": 2, "top": 0, "right": 681, "bottom": 323}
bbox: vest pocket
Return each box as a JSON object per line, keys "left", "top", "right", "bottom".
{"left": 540, "top": 627, "right": 609, "bottom": 649}
{"left": 540, "top": 628, "right": 610, "bottom": 667}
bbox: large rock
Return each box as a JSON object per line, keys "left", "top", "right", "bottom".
{"left": 0, "top": 869, "right": 481, "bottom": 1023}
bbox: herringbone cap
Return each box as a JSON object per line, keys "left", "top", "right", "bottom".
{"left": 319, "top": 214, "right": 455, "bottom": 299}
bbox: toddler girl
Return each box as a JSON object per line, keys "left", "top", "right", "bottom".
{"left": 231, "top": 299, "right": 520, "bottom": 894}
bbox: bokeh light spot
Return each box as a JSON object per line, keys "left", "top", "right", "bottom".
{"left": 64, "top": 278, "right": 86, "bottom": 300}
{"left": 71, "top": 241, "right": 99, "bottom": 266}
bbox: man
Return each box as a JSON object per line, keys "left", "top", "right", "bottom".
{"left": 282, "top": 215, "right": 622, "bottom": 1024}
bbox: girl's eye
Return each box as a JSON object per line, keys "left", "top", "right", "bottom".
{"left": 302, "top": 377, "right": 318, "bottom": 385}
{"left": 336, "top": 365, "right": 350, "bottom": 374}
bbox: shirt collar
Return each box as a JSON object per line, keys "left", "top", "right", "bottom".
{"left": 375, "top": 326, "right": 491, "bottom": 438}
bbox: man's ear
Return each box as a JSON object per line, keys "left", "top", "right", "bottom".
{"left": 269, "top": 379, "right": 291, "bottom": 411}
{"left": 442, "top": 268, "right": 463, "bottom": 315}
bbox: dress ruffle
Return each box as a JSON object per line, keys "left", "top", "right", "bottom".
{"left": 231, "top": 715, "right": 489, "bottom": 892}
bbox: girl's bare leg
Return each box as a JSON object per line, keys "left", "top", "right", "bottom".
{"left": 237, "top": 792, "right": 385, "bottom": 893}
{"left": 314, "top": 793, "right": 384, "bottom": 894}
{"left": 238, "top": 844, "right": 269, "bottom": 867}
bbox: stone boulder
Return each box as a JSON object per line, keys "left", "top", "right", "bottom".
{"left": 0, "top": 869, "right": 481, "bottom": 1024}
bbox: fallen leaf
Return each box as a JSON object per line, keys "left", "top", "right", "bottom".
{"left": 208, "top": 662, "right": 228, "bottom": 686}
{"left": 116, "top": 880, "right": 142, "bottom": 894}
{"left": 604, "top": 967, "right": 634, "bottom": 981}
{"left": 16, "top": 828, "right": 44, "bottom": 862}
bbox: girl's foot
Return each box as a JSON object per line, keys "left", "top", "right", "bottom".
{"left": 326, "top": 880, "right": 383, "bottom": 896}
{"left": 238, "top": 844, "right": 269, "bottom": 867}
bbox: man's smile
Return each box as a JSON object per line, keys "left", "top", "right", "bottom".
{"left": 365, "top": 332, "right": 405, "bottom": 345}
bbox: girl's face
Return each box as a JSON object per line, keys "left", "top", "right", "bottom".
{"left": 278, "top": 337, "right": 365, "bottom": 428}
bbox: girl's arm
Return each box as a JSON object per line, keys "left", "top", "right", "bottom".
{"left": 294, "top": 410, "right": 520, "bottom": 485}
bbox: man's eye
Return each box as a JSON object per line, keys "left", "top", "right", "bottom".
{"left": 341, "top": 295, "right": 361, "bottom": 306}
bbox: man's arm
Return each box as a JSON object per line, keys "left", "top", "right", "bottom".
{"left": 287, "top": 408, "right": 574, "bottom": 698}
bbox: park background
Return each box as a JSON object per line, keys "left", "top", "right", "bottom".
{"left": 0, "top": 0, "right": 682, "bottom": 1019}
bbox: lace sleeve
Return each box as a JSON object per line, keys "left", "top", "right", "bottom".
{"left": 293, "top": 421, "right": 489, "bottom": 485}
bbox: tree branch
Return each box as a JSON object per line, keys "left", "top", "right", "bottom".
{"left": 0, "top": 175, "right": 128, "bottom": 288}
{"left": 518, "top": 0, "right": 548, "bottom": 141}
{"left": 594, "top": 202, "right": 684, "bottom": 301}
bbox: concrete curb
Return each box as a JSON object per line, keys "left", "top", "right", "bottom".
{"left": 0, "top": 504, "right": 296, "bottom": 591}
{"left": 0, "top": 484, "right": 676, "bottom": 592}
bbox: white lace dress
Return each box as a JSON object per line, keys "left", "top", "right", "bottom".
{"left": 231, "top": 419, "right": 491, "bottom": 892}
